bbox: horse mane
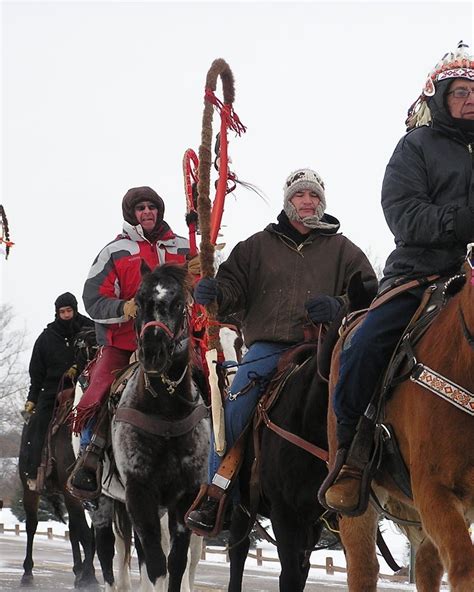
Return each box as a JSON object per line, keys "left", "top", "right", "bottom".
{"left": 318, "top": 271, "right": 376, "bottom": 380}
{"left": 144, "top": 262, "right": 193, "bottom": 296}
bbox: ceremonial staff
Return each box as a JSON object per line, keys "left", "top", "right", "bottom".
{"left": 195, "top": 58, "right": 246, "bottom": 455}
{"left": 0, "top": 205, "right": 14, "bottom": 260}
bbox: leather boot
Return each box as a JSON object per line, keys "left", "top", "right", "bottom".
{"left": 323, "top": 463, "right": 363, "bottom": 513}
{"left": 69, "top": 465, "right": 98, "bottom": 493}
{"left": 186, "top": 497, "right": 219, "bottom": 532}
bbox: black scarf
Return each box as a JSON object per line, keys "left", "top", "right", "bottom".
{"left": 273, "top": 211, "right": 315, "bottom": 246}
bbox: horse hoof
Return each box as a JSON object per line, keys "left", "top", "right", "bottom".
{"left": 74, "top": 575, "right": 101, "bottom": 590}
{"left": 20, "top": 574, "right": 34, "bottom": 587}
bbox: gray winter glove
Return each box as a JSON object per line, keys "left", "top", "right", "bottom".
{"left": 305, "top": 295, "right": 342, "bottom": 323}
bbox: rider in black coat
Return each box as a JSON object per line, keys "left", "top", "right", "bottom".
{"left": 23, "top": 292, "right": 94, "bottom": 489}
{"left": 322, "top": 41, "right": 474, "bottom": 515}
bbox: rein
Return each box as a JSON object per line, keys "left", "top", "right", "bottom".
{"left": 458, "top": 305, "right": 474, "bottom": 350}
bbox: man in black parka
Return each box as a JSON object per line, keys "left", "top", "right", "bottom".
{"left": 23, "top": 292, "right": 94, "bottom": 490}
{"left": 323, "top": 41, "right": 474, "bottom": 515}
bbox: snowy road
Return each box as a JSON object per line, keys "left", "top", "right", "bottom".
{"left": 0, "top": 531, "right": 430, "bottom": 592}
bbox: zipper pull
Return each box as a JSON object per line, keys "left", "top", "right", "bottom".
{"left": 468, "top": 143, "right": 473, "bottom": 154}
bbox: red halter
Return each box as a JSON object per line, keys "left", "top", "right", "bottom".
{"left": 139, "top": 320, "right": 175, "bottom": 340}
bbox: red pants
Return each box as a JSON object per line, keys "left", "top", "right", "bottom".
{"left": 74, "top": 346, "right": 132, "bottom": 432}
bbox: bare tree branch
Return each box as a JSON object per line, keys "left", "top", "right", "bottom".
{"left": 0, "top": 304, "right": 28, "bottom": 432}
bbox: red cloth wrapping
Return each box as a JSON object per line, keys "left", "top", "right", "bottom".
{"left": 73, "top": 346, "right": 132, "bottom": 433}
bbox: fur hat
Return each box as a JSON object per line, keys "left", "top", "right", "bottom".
{"left": 54, "top": 292, "right": 78, "bottom": 313}
{"left": 406, "top": 40, "right": 474, "bottom": 129}
{"left": 122, "top": 186, "right": 165, "bottom": 226}
{"left": 283, "top": 168, "right": 331, "bottom": 230}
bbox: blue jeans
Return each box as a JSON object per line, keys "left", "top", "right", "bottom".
{"left": 333, "top": 292, "right": 421, "bottom": 446}
{"left": 79, "top": 419, "right": 95, "bottom": 450}
{"left": 208, "top": 341, "right": 290, "bottom": 484}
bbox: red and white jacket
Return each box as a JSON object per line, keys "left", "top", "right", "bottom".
{"left": 83, "top": 221, "right": 189, "bottom": 351}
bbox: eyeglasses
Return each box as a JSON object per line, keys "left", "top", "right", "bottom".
{"left": 446, "top": 88, "right": 474, "bottom": 99}
{"left": 135, "top": 203, "right": 158, "bottom": 212}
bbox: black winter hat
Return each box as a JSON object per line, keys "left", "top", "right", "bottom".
{"left": 122, "top": 186, "right": 165, "bottom": 226}
{"left": 54, "top": 292, "right": 78, "bottom": 313}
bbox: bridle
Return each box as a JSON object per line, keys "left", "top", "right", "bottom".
{"left": 138, "top": 303, "right": 189, "bottom": 344}
{"left": 137, "top": 304, "right": 191, "bottom": 396}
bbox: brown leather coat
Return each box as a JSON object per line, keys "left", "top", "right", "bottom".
{"left": 216, "top": 222, "right": 376, "bottom": 347}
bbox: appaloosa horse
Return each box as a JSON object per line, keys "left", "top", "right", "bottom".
{"left": 226, "top": 272, "right": 375, "bottom": 592}
{"left": 18, "top": 329, "right": 99, "bottom": 589}
{"left": 326, "top": 252, "right": 474, "bottom": 592}
{"left": 111, "top": 263, "right": 210, "bottom": 591}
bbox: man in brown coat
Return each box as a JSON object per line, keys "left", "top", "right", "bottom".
{"left": 187, "top": 167, "right": 376, "bottom": 532}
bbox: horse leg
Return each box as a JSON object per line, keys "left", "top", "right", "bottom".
{"left": 95, "top": 522, "right": 116, "bottom": 591}
{"left": 126, "top": 483, "right": 167, "bottom": 589}
{"left": 21, "top": 489, "right": 39, "bottom": 586}
{"left": 167, "top": 509, "right": 192, "bottom": 592}
{"left": 228, "top": 505, "right": 251, "bottom": 592}
{"left": 414, "top": 536, "right": 444, "bottom": 592}
{"left": 415, "top": 486, "right": 474, "bottom": 591}
{"left": 160, "top": 514, "right": 171, "bottom": 591}
{"left": 64, "top": 496, "right": 99, "bottom": 589}
{"left": 134, "top": 532, "right": 156, "bottom": 592}
{"left": 271, "top": 507, "right": 308, "bottom": 592}
{"left": 339, "top": 507, "right": 379, "bottom": 592}
{"left": 186, "top": 533, "right": 202, "bottom": 592}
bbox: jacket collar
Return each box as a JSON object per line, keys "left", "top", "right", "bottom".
{"left": 266, "top": 210, "right": 341, "bottom": 244}
{"left": 122, "top": 220, "right": 177, "bottom": 246}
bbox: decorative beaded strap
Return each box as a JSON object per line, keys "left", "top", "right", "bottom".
{"left": 411, "top": 365, "right": 474, "bottom": 416}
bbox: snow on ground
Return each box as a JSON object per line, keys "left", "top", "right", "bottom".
{"left": 0, "top": 506, "right": 452, "bottom": 590}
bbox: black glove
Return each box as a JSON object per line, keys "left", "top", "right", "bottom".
{"left": 454, "top": 206, "right": 474, "bottom": 245}
{"left": 194, "top": 278, "right": 219, "bottom": 305}
{"left": 305, "top": 295, "right": 342, "bottom": 324}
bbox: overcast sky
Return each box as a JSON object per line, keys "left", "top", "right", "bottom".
{"left": 2, "top": 0, "right": 473, "bottom": 359}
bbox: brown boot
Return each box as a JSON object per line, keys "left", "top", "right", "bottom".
{"left": 324, "top": 463, "right": 363, "bottom": 513}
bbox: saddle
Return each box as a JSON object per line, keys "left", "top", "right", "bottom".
{"left": 67, "top": 361, "right": 140, "bottom": 501}
{"left": 36, "top": 386, "right": 75, "bottom": 494}
{"left": 329, "top": 272, "right": 465, "bottom": 513}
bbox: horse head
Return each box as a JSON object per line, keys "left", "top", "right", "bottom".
{"left": 73, "top": 328, "right": 98, "bottom": 375}
{"left": 135, "top": 261, "right": 192, "bottom": 375}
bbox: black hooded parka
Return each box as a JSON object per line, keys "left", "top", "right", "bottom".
{"left": 380, "top": 79, "right": 474, "bottom": 290}
{"left": 27, "top": 313, "right": 94, "bottom": 404}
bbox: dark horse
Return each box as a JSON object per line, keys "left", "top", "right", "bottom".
{"left": 226, "top": 272, "right": 375, "bottom": 592}
{"left": 18, "top": 328, "right": 99, "bottom": 589}
{"left": 111, "top": 263, "right": 210, "bottom": 591}
{"left": 326, "top": 255, "right": 474, "bottom": 591}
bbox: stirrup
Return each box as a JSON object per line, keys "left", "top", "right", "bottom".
{"left": 318, "top": 449, "right": 372, "bottom": 517}
{"left": 185, "top": 483, "right": 229, "bottom": 537}
{"left": 66, "top": 457, "right": 102, "bottom": 501}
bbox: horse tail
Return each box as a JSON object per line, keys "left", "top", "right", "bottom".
{"left": 45, "top": 493, "right": 66, "bottom": 524}
{"left": 113, "top": 500, "right": 132, "bottom": 567}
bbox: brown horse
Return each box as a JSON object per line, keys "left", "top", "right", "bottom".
{"left": 326, "top": 255, "right": 474, "bottom": 591}
{"left": 18, "top": 328, "right": 100, "bottom": 589}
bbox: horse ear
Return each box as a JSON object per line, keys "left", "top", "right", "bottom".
{"left": 140, "top": 260, "right": 152, "bottom": 277}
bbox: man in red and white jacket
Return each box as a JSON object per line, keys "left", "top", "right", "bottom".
{"left": 69, "top": 186, "right": 190, "bottom": 497}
